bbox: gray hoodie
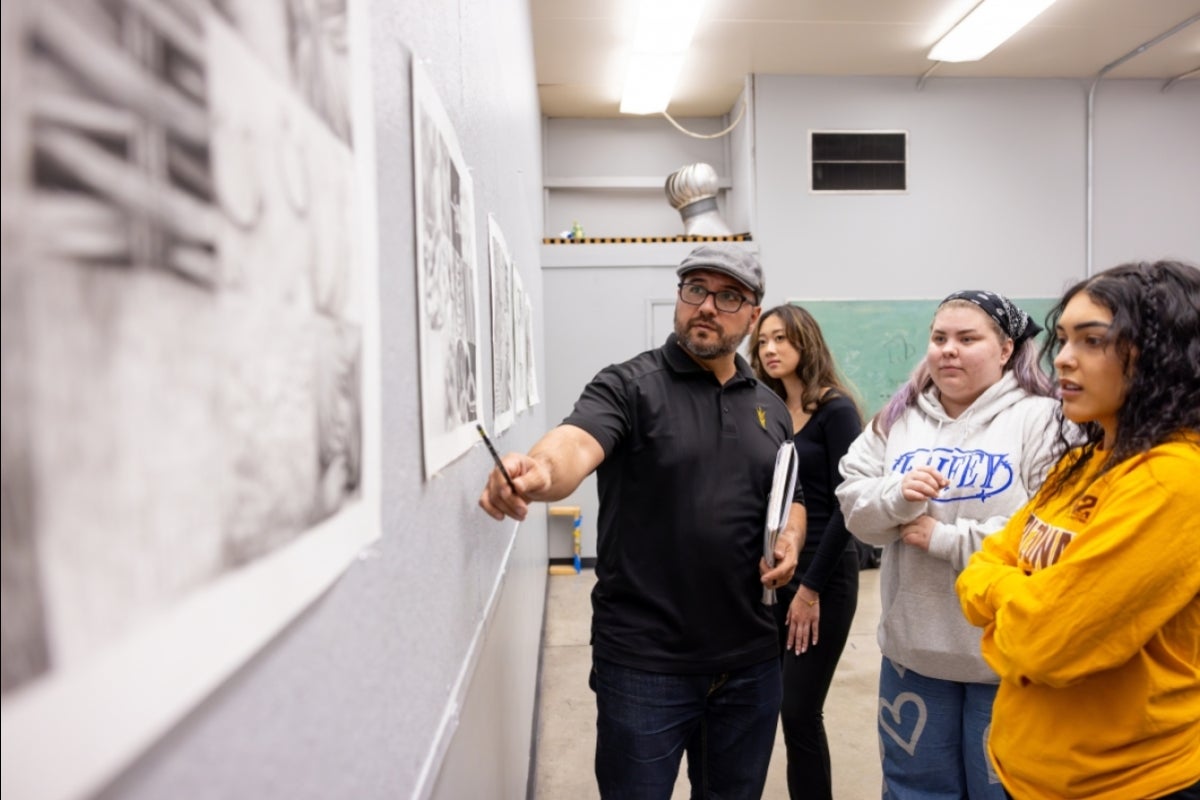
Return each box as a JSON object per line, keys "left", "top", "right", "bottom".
{"left": 836, "top": 372, "right": 1060, "bottom": 682}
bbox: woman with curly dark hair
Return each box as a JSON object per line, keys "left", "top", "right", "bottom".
{"left": 956, "top": 259, "right": 1200, "bottom": 800}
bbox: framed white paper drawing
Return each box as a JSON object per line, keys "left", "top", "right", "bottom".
{"left": 523, "top": 290, "right": 540, "bottom": 408}
{"left": 0, "top": 2, "right": 381, "bottom": 798}
{"left": 512, "top": 267, "right": 529, "bottom": 413}
{"left": 413, "top": 59, "right": 482, "bottom": 477}
{"left": 487, "top": 216, "right": 516, "bottom": 434}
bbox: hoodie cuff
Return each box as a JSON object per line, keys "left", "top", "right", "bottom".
{"left": 926, "top": 521, "right": 956, "bottom": 562}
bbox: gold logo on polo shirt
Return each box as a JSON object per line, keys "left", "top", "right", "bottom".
{"left": 756, "top": 406, "right": 767, "bottom": 429}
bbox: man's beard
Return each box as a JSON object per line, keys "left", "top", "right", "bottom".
{"left": 675, "top": 314, "right": 748, "bottom": 359}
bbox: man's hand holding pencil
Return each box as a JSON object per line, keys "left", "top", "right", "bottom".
{"left": 477, "top": 424, "right": 539, "bottom": 521}
{"left": 477, "top": 423, "right": 606, "bottom": 523}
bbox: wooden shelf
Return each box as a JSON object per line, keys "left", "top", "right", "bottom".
{"left": 543, "top": 176, "right": 732, "bottom": 190}
{"left": 541, "top": 239, "right": 758, "bottom": 269}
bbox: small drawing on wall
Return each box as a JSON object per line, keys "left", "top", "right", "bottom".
{"left": 413, "top": 60, "right": 481, "bottom": 477}
{"left": 523, "top": 290, "right": 540, "bottom": 408}
{"left": 0, "top": 2, "right": 379, "bottom": 799}
{"left": 512, "top": 268, "right": 529, "bottom": 412}
{"left": 487, "top": 216, "right": 516, "bottom": 434}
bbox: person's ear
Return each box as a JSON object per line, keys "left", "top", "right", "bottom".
{"left": 1125, "top": 345, "right": 1139, "bottom": 377}
{"left": 1000, "top": 338, "right": 1014, "bottom": 366}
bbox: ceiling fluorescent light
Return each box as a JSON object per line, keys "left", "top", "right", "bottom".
{"left": 631, "top": 0, "right": 703, "bottom": 53}
{"left": 928, "top": 0, "right": 1058, "bottom": 62}
{"left": 620, "top": 53, "right": 686, "bottom": 115}
{"left": 620, "top": 0, "right": 706, "bottom": 115}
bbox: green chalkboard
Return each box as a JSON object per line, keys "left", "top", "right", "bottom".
{"left": 795, "top": 298, "right": 1058, "bottom": 420}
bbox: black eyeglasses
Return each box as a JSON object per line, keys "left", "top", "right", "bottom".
{"left": 678, "top": 282, "right": 753, "bottom": 313}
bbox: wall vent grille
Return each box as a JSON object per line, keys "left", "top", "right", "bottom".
{"left": 810, "top": 131, "right": 907, "bottom": 193}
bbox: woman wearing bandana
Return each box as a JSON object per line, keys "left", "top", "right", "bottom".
{"left": 837, "top": 291, "right": 1063, "bottom": 799}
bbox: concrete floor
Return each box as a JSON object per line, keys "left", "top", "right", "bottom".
{"left": 534, "top": 567, "right": 884, "bottom": 799}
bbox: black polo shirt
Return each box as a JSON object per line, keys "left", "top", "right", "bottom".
{"left": 564, "top": 333, "right": 803, "bottom": 674}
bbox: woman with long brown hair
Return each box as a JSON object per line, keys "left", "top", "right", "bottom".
{"left": 751, "top": 304, "right": 863, "bottom": 800}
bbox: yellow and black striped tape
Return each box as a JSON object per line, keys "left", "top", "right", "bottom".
{"left": 543, "top": 233, "right": 752, "bottom": 244}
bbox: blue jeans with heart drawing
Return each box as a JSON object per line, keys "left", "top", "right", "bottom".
{"left": 878, "top": 657, "right": 1006, "bottom": 800}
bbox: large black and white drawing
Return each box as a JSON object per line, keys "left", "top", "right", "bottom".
{"left": 488, "top": 216, "right": 516, "bottom": 434}
{"left": 413, "top": 60, "right": 481, "bottom": 476}
{"left": 0, "top": 2, "right": 379, "bottom": 798}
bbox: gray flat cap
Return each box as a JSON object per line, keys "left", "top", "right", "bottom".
{"left": 676, "top": 244, "right": 764, "bottom": 303}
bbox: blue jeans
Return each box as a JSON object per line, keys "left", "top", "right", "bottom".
{"left": 878, "top": 657, "right": 1006, "bottom": 800}
{"left": 590, "top": 655, "right": 781, "bottom": 800}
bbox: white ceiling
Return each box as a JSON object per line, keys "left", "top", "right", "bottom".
{"left": 532, "top": 0, "right": 1200, "bottom": 117}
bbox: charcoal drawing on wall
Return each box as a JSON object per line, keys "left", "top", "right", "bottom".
{"left": 0, "top": 1, "right": 379, "bottom": 796}
{"left": 413, "top": 60, "right": 481, "bottom": 477}
{"left": 488, "top": 216, "right": 516, "bottom": 434}
{"left": 512, "top": 267, "right": 529, "bottom": 413}
{"left": 522, "top": 289, "right": 540, "bottom": 408}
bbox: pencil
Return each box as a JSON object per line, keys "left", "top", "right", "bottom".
{"left": 476, "top": 424, "right": 520, "bottom": 495}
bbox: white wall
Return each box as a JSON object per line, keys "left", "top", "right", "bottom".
{"left": 754, "top": 76, "right": 1085, "bottom": 302}
{"left": 727, "top": 80, "right": 758, "bottom": 236}
{"left": 752, "top": 75, "right": 1199, "bottom": 303}
{"left": 1092, "top": 79, "right": 1200, "bottom": 266}
{"left": 97, "top": 1, "right": 549, "bottom": 798}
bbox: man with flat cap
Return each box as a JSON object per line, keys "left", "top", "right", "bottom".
{"left": 480, "top": 243, "right": 805, "bottom": 799}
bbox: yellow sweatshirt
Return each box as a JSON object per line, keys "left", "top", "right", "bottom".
{"left": 956, "top": 437, "right": 1200, "bottom": 800}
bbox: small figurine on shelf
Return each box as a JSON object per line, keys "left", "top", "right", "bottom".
{"left": 570, "top": 220, "right": 585, "bottom": 240}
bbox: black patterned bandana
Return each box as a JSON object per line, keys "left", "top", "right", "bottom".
{"left": 939, "top": 290, "right": 1043, "bottom": 345}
